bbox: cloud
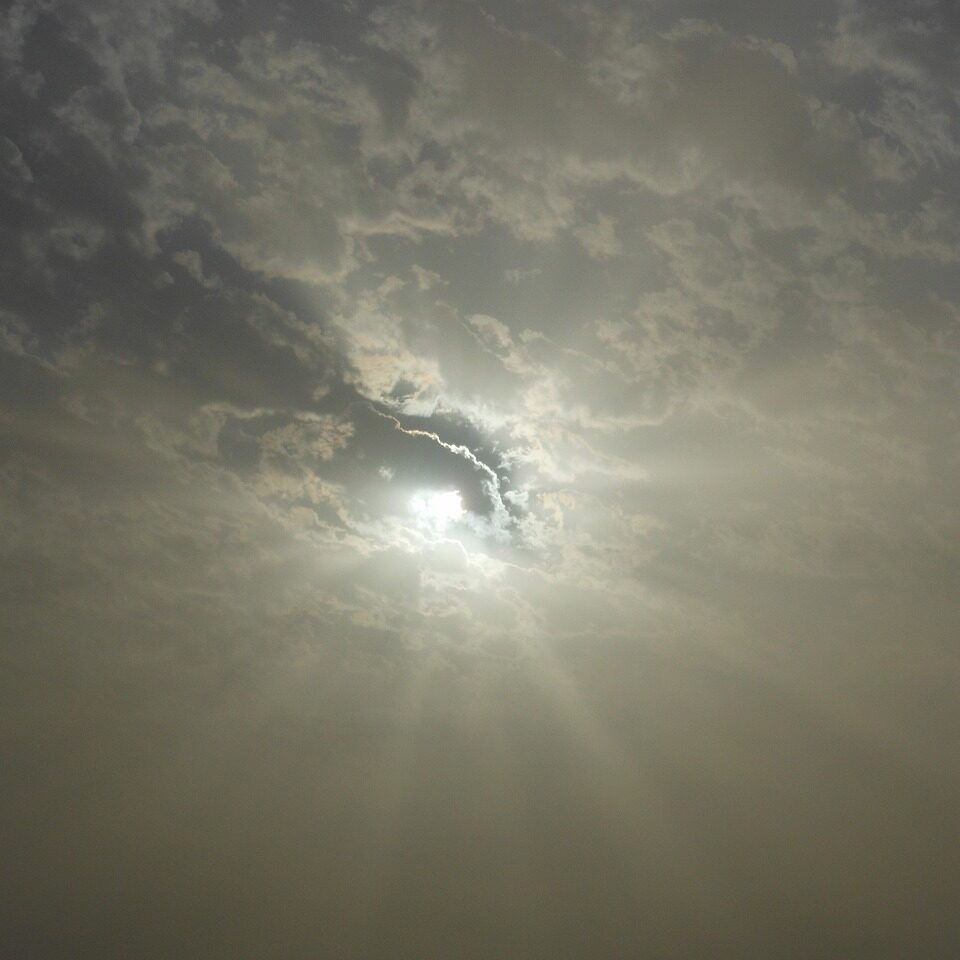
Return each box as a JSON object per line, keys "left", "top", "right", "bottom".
{"left": 3, "top": 1, "right": 960, "bottom": 956}
{"left": 574, "top": 213, "right": 622, "bottom": 258}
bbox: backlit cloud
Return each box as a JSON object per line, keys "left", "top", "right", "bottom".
{"left": 2, "top": 1, "right": 959, "bottom": 957}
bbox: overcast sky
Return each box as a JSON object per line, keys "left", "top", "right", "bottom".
{"left": 2, "top": 0, "right": 959, "bottom": 956}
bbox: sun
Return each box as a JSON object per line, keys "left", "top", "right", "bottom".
{"left": 410, "top": 489, "right": 465, "bottom": 527}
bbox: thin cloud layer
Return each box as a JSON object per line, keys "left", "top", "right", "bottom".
{"left": 2, "top": 1, "right": 959, "bottom": 957}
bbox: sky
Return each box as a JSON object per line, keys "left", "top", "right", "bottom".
{"left": 1, "top": 0, "right": 959, "bottom": 956}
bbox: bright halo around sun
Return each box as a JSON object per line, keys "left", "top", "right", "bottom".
{"left": 410, "top": 489, "right": 465, "bottom": 529}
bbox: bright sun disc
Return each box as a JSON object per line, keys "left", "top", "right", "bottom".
{"left": 411, "top": 489, "right": 464, "bottom": 526}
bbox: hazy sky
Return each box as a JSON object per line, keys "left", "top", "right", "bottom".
{"left": 2, "top": 1, "right": 959, "bottom": 956}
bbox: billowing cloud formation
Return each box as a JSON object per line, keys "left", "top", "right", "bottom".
{"left": 2, "top": 1, "right": 959, "bottom": 957}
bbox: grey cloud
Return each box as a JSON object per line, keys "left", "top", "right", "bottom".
{"left": 825, "top": 0, "right": 960, "bottom": 89}
{"left": 373, "top": 2, "right": 866, "bottom": 204}
{"left": 2, "top": 1, "right": 960, "bottom": 957}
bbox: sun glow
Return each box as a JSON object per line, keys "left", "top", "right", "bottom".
{"left": 410, "top": 489, "right": 465, "bottom": 527}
